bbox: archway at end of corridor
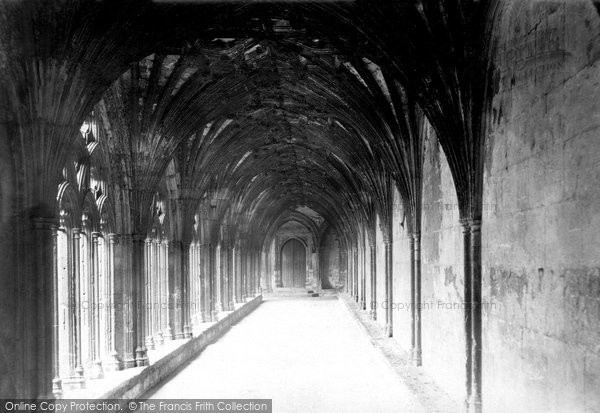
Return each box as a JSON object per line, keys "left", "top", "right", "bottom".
{"left": 280, "top": 239, "right": 307, "bottom": 288}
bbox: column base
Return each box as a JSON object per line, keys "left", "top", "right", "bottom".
{"left": 370, "top": 309, "right": 377, "bottom": 321}
{"left": 155, "top": 332, "right": 164, "bottom": 346}
{"left": 163, "top": 327, "right": 173, "bottom": 341}
{"left": 183, "top": 325, "right": 192, "bottom": 339}
{"left": 135, "top": 347, "right": 148, "bottom": 367}
{"left": 466, "top": 396, "right": 482, "bottom": 413}
{"left": 411, "top": 349, "right": 422, "bottom": 366}
{"left": 174, "top": 330, "right": 185, "bottom": 340}
{"left": 145, "top": 336, "right": 155, "bottom": 350}
{"left": 385, "top": 323, "right": 393, "bottom": 337}
{"left": 63, "top": 375, "right": 86, "bottom": 390}
{"left": 89, "top": 360, "right": 104, "bottom": 380}
{"left": 52, "top": 377, "right": 63, "bottom": 399}
{"left": 105, "top": 352, "right": 123, "bottom": 371}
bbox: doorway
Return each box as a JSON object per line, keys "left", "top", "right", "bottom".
{"left": 281, "top": 239, "right": 307, "bottom": 288}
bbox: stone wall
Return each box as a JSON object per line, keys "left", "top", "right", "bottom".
{"left": 420, "top": 131, "right": 467, "bottom": 402}
{"left": 482, "top": 1, "right": 600, "bottom": 412}
{"left": 320, "top": 226, "right": 342, "bottom": 289}
{"left": 392, "top": 188, "right": 413, "bottom": 353}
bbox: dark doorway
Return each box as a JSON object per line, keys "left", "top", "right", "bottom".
{"left": 281, "top": 239, "right": 306, "bottom": 288}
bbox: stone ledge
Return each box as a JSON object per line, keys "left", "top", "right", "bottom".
{"left": 338, "top": 293, "right": 461, "bottom": 413}
{"left": 97, "top": 295, "right": 263, "bottom": 401}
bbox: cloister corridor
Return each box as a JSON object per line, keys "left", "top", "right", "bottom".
{"left": 148, "top": 295, "right": 428, "bottom": 412}
{"left": 1, "top": 1, "right": 599, "bottom": 412}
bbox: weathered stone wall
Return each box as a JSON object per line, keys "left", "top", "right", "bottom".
{"left": 320, "top": 226, "right": 342, "bottom": 289}
{"left": 0, "top": 125, "right": 15, "bottom": 397}
{"left": 420, "top": 131, "right": 466, "bottom": 402}
{"left": 482, "top": 1, "right": 600, "bottom": 412}
{"left": 392, "top": 188, "right": 413, "bottom": 353}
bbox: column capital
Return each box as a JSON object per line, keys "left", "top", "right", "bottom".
{"left": 107, "top": 233, "right": 120, "bottom": 244}
{"left": 72, "top": 227, "right": 82, "bottom": 237}
{"left": 91, "top": 231, "right": 102, "bottom": 240}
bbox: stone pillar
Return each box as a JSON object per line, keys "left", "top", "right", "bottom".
{"left": 369, "top": 242, "right": 377, "bottom": 320}
{"left": 71, "top": 228, "right": 85, "bottom": 383}
{"left": 133, "top": 234, "right": 148, "bottom": 367}
{"left": 50, "top": 224, "right": 63, "bottom": 398}
{"left": 105, "top": 234, "right": 122, "bottom": 371}
{"left": 154, "top": 238, "right": 163, "bottom": 346}
{"left": 172, "top": 241, "right": 185, "bottom": 340}
{"left": 412, "top": 232, "right": 422, "bottom": 366}
{"left": 470, "top": 220, "right": 482, "bottom": 413}
{"left": 183, "top": 243, "right": 192, "bottom": 338}
{"left": 360, "top": 234, "right": 366, "bottom": 310}
{"left": 460, "top": 219, "right": 473, "bottom": 411}
{"left": 120, "top": 235, "right": 136, "bottom": 369}
{"left": 162, "top": 240, "right": 172, "bottom": 341}
{"left": 313, "top": 251, "right": 320, "bottom": 291}
{"left": 144, "top": 238, "right": 154, "bottom": 351}
{"left": 232, "top": 246, "right": 238, "bottom": 304}
{"left": 89, "top": 232, "right": 104, "bottom": 379}
{"left": 384, "top": 236, "right": 393, "bottom": 338}
{"left": 27, "top": 218, "right": 58, "bottom": 397}
{"left": 274, "top": 238, "right": 282, "bottom": 288}
{"left": 227, "top": 245, "right": 235, "bottom": 309}
{"left": 208, "top": 243, "right": 218, "bottom": 321}
{"left": 255, "top": 251, "right": 261, "bottom": 294}
{"left": 353, "top": 247, "right": 359, "bottom": 302}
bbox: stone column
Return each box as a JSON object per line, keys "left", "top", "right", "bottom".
{"left": 460, "top": 219, "right": 473, "bottom": 410}
{"left": 353, "top": 247, "right": 359, "bottom": 302}
{"left": 154, "top": 238, "right": 163, "bottom": 346}
{"left": 183, "top": 243, "right": 192, "bottom": 338}
{"left": 71, "top": 228, "right": 85, "bottom": 383}
{"left": 412, "top": 232, "right": 422, "bottom": 366}
{"left": 217, "top": 245, "right": 225, "bottom": 311}
{"left": 27, "top": 217, "right": 58, "bottom": 397}
{"left": 162, "top": 240, "right": 172, "bottom": 341}
{"left": 105, "top": 234, "right": 122, "bottom": 370}
{"left": 255, "top": 251, "right": 261, "bottom": 294}
{"left": 171, "top": 241, "right": 184, "bottom": 340}
{"left": 232, "top": 246, "right": 238, "bottom": 304}
{"left": 208, "top": 243, "right": 218, "bottom": 321}
{"left": 89, "top": 232, "right": 104, "bottom": 379}
{"left": 50, "top": 224, "right": 63, "bottom": 398}
{"left": 133, "top": 235, "right": 148, "bottom": 367}
{"left": 144, "top": 238, "right": 154, "bottom": 351}
{"left": 121, "top": 235, "right": 136, "bottom": 369}
{"left": 470, "top": 220, "right": 482, "bottom": 413}
{"left": 384, "top": 236, "right": 393, "bottom": 338}
{"left": 360, "top": 234, "right": 366, "bottom": 310}
{"left": 227, "top": 245, "right": 235, "bottom": 309}
{"left": 274, "top": 238, "right": 282, "bottom": 288}
{"left": 369, "top": 241, "right": 377, "bottom": 320}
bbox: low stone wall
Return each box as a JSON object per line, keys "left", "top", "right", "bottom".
{"left": 99, "top": 295, "right": 263, "bottom": 401}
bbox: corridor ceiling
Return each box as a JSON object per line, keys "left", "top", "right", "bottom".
{"left": 0, "top": 0, "right": 498, "bottom": 245}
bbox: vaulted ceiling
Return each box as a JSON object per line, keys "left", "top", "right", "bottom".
{"left": 0, "top": 0, "right": 498, "bottom": 245}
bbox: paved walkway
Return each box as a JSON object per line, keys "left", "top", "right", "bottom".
{"left": 149, "top": 296, "right": 426, "bottom": 413}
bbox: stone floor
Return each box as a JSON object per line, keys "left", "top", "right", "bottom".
{"left": 149, "top": 295, "right": 427, "bottom": 412}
